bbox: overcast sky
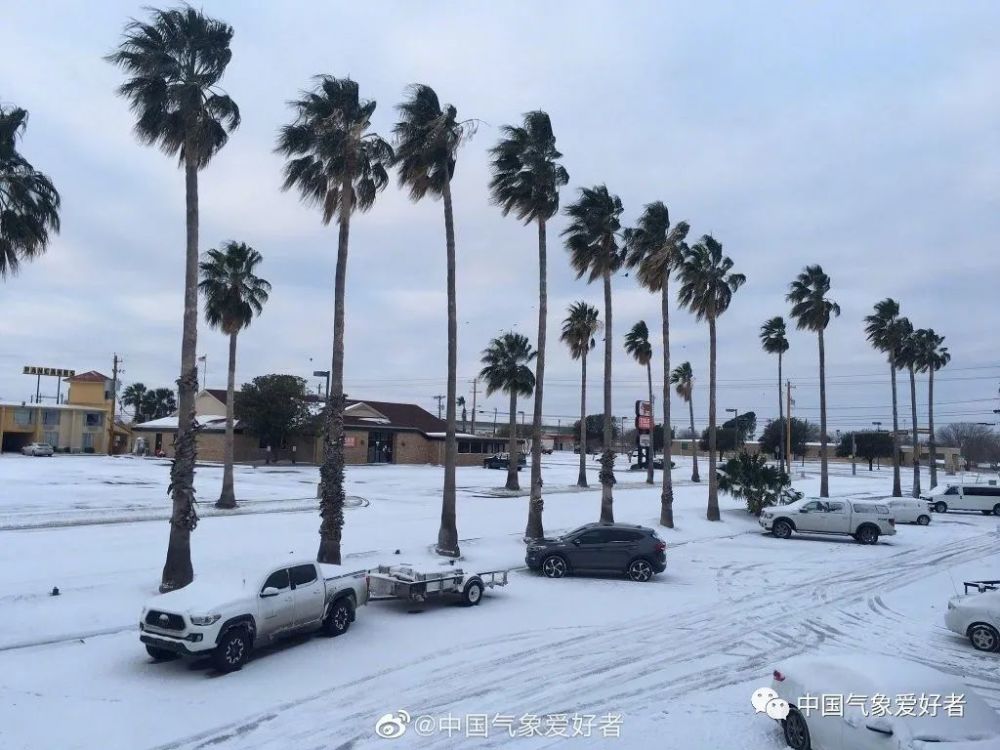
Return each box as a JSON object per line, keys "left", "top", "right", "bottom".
{"left": 2, "top": 1, "right": 998, "bottom": 435}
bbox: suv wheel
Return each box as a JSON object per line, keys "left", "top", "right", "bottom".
{"left": 541, "top": 555, "right": 567, "bottom": 579}
{"left": 783, "top": 709, "right": 811, "bottom": 750}
{"left": 917, "top": 514, "right": 931, "bottom": 526}
{"left": 856, "top": 525, "right": 879, "bottom": 545}
{"left": 969, "top": 623, "right": 1000, "bottom": 652}
{"left": 213, "top": 628, "right": 250, "bottom": 673}
{"left": 145, "top": 644, "right": 177, "bottom": 661}
{"left": 772, "top": 520, "right": 793, "bottom": 539}
{"left": 323, "top": 600, "right": 353, "bottom": 636}
{"left": 461, "top": 580, "right": 484, "bottom": 606}
{"left": 934, "top": 501, "right": 947, "bottom": 513}
{"left": 626, "top": 559, "right": 653, "bottom": 582}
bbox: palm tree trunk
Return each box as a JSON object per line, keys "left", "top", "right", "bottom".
{"left": 890, "top": 361, "right": 901, "bottom": 497}
{"left": 928, "top": 368, "right": 938, "bottom": 488}
{"left": 645, "top": 361, "right": 654, "bottom": 485}
{"left": 436, "top": 178, "right": 460, "bottom": 557}
{"left": 778, "top": 352, "right": 785, "bottom": 474}
{"left": 599, "top": 269, "right": 614, "bottom": 523}
{"left": 706, "top": 316, "right": 719, "bottom": 520}
{"left": 216, "top": 331, "right": 238, "bottom": 509}
{"left": 909, "top": 364, "right": 921, "bottom": 498}
{"left": 577, "top": 354, "right": 588, "bottom": 487}
{"left": 689, "top": 395, "right": 700, "bottom": 482}
{"left": 160, "top": 148, "right": 200, "bottom": 593}
{"left": 659, "top": 282, "right": 673, "bottom": 526}
{"left": 818, "top": 329, "right": 829, "bottom": 498}
{"left": 506, "top": 390, "right": 519, "bottom": 491}
{"left": 317, "top": 180, "right": 352, "bottom": 565}
{"left": 526, "top": 218, "right": 546, "bottom": 539}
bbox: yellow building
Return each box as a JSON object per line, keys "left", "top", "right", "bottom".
{"left": 0, "top": 370, "right": 126, "bottom": 454}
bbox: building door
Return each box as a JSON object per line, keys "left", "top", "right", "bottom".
{"left": 367, "top": 430, "right": 394, "bottom": 464}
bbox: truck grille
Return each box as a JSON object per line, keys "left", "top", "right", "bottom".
{"left": 145, "top": 610, "right": 185, "bottom": 631}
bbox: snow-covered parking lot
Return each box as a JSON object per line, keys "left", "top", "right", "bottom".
{"left": 1, "top": 453, "right": 999, "bottom": 750}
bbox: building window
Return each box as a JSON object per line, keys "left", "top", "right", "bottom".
{"left": 459, "top": 441, "right": 470, "bottom": 454}
{"left": 13, "top": 408, "right": 33, "bottom": 426}
{"left": 85, "top": 412, "right": 104, "bottom": 428}
{"left": 42, "top": 410, "right": 60, "bottom": 426}
{"left": 43, "top": 431, "right": 59, "bottom": 447}
{"left": 82, "top": 433, "right": 95, "bottom": 450}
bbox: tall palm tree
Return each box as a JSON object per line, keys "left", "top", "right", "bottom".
{"left": 108, "top": 6, "right": 240, "bottom": 592}
{"left": 624, "top": 202, "right": 689, "bottom": 527}
{"left": 563, "top": 185, "right": 624, "bottom": 523}
{"left": 141, "top": 388, "right": 177, "bottom": 420}
{"left": 896, "top": 318, "right": 922, "bottom": 498}
{"left": 277, "top": 75, "right": 392, "bottom": 564}
{"left": 457, "top": 396, "right": 467, "bottom": 432}
{"left": 0, "top": 104, "right": 61, "bottom": 278}
{"left": 759, "top": 317, "right": 790, "bottom": 473}
{"left": 913, "top": 328, "right": 950, "bottom": 489}
{"left": 480, "top": 333, "right": 536, "bottom": 491}
{"left": 199, "top": 241, "right": 270, "bottom": 509}
{"left": 864, "top": 298, "right": 906, "bottom": 497}
{"left": 561, "top": 302, "right": 601, "bottom": 488}
{"left": 677, "top": 236, "right": 745, "bottom": 520}
{"left": 670, "top": 361, "right": 700, "bottom": 482}
{"left": 122, "top": 382, "right": 148, "bottom": 422}
{"left": 489, "top": 110, "right": 568, "bottom": 540}
{"left": 624, "top": 321, "right": 655, "bottom": 486}
{"left": 787, "top": 265, "right": 839, "bottom": 499}
{"left": 393, "top": 84, "right": 474, "bottom": 557}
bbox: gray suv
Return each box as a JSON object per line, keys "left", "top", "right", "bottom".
{"left": 525, "top": 523, "right": 666, "bottom": 582}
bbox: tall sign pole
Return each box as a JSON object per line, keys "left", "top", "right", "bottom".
{"left": 470, "top": 378, "right": 478, "bottom": 436}
{"left": 785, "top": 380, "right": 793, "bottom": 470}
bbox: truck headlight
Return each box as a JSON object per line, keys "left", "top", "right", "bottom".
{"left": 190, "top": 614, "right": 222, "bottom": 626}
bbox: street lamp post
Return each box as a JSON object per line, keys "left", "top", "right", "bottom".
{"left": 873, "top": 422, "right": 882, "bottom": 469}
{"left": 312, "top": 370, "right": 330, "bottom": 401}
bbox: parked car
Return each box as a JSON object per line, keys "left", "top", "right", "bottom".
{"left": 759, "top": 498, "right": 896, "bottom": 544}
{"left": 525, "top": 522, "right": 666, "bottom": 582}
{"left": 483, "top": 452, "right": 526, "bottom": 470}
{"left": 21, "top": 442, "right": 54, "bottom": 457}
{"left": 945, "top": 589, "right": 1000, "bottom": 652}
{"left": 139, "top": 560, "right": 368, "bottom": 672}
{"left": 887, "top": 498, "right": 932, "bottom": 526}
{"left": 770, "top": 653, "right": 1000, "bottom": 750}
{"left": 924, "top": 483, "right": 1000, "bottom": 516}
{"left": 652, "top": 457, "right": 676, "bottom": 470}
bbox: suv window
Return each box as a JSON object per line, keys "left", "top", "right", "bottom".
{"left": 826, "top": 502, "right": 845, "bottom": 512}
{"left": 289, "top": 564, "right": 317, "bottom": 588}
{"left": 852, "top": 503, "right": 874, "bottom": 513}
{"left": 606, "top": 529, "right": 643, "bottom": 542}
{"left": 576, "top": 529, "right": 610, "bottom": 544}
{"left": 262, "top": 568, "right": 290, "bottom": 592}
{"left": 967, "top": 486, "right": 1000, "bottom": 496}
{"left": 945, "top": 487, "right": 959, "bottom": 495}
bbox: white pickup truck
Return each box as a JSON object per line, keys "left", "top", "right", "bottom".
{"left": 139, "top": 560, "right": 368, "bottom": 672}
{"left": 759, "top": 498, "right": 896, "bottom": 544}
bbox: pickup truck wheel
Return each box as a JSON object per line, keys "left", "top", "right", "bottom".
{"left": 856, "top": 525, "right": 879, "bottom": 545}
{"left": 772, "top": 520, "right": 793, "bottom": 540}
{"left": 145, "top": 645, "right": 177, "bottom": 661}
{"left": 323, "top": 600, "right": 353, "bottom": 636}
{"left": 969, "top": 623, "right": 1000, "bottom": 652}
{"left": 993, "top": 504, "right": 1000, "bottom": 516}
{"left": 461, "top": 580, "right": 484, "bottom": 606}
{"left": 541, "top": 555, "right": 567, "bottom": 578}
{"left": 213, "top": 628, "right": 250, "bottom": 673}
{"left": 917, "top": 514, "right": 931, "bottom": 526}
{"left": 783, "top": 708, "right": 811, "bottom": 750}
{"left": 934, "top": 501, "right": 947, "bottom": 513}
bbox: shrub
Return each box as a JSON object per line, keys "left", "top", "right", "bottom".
{"left": 717, "top": 451, "right": 802, "bottom": 516}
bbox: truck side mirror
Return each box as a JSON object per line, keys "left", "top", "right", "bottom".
{"left": 260, "top": 586, "right": 280, "bottom": 598}
{"left": 865, "top": 718, "right": 893, "bottom": 736}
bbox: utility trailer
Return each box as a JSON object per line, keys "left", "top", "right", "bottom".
{"left": 963, "top": 579, "right": 1000, "bottom": 594}
{"left": 367, "top": 564, "right": 508, "bottom": 607}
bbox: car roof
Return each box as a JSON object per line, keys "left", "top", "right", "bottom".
{"left": 577, "top": 522, "right": 652, "bottom": 532}
{"left": 775, "top": 653, "right": 969, "bottom": 698}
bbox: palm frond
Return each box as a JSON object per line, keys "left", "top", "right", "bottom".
{"left": 198, "top": 240, "right": 270, "bottom": 333}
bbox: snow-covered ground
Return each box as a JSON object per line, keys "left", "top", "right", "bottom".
{"left": 1, "top": 452, "right": 998, "bottom": 750}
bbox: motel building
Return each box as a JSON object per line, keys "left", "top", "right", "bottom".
{"left": 0, "top": 370, "right": 127, "bottom": 454}
{"left": 130, "top": 389, "right": 508, "bottom": 466}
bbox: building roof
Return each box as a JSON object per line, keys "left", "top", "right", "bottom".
{"left": 66, "top": 370, "right": 110, "bottom": 383}
{"left": 344, "top": 399, "right": 446, "bottom": 435}
{"left": 0, "top": 401, "right": 106, "bottom": 411}
{"left": 204, "top": 388, "right": 230, "bottom": 406}
{"left": 133, "top": 414, "right": 233, "bottom": 431}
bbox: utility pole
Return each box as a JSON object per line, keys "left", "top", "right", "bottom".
{"left": 786, "top": 380, "right": 793, "bottom": 470}
{"left": 108, "top": 353, "right": 121, "bottom": 456}
{"left": 493, "top": 407, "right": 498, "bottom": 436}
{"left": 851, "top": 432, "right": 857, "bottom": 476}
{"left": 470, "top": 378, "right": 478, "bottom": 435}
{"left": 433, "top": 394, "right": 446, "bottom": 419}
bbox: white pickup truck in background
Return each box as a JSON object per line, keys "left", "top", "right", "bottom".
{"left": 139, "top": 560, "right": 368, "bottom": 672}
{"left": 760, "top": 498, "right": 896, "bottom": 544}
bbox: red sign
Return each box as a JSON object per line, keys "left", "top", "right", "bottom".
{"left": 343, "top": 436, "right": 356, "bottom": 448}
{"left": 635, "top": 415, "right": 652, "bottom": 431}
{"left": 635, "top": 400, "right": 652, "bottom": 417}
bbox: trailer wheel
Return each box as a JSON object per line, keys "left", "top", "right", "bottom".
{"left": 461, "top": 579, "right": 484, "bottom": 607}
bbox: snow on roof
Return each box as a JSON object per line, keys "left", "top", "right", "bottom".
{"left": 134, "top": 414, "right": 232, "bottom": 431}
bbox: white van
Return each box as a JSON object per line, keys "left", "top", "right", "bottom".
{"left": 887, "top": 498, "right": 932, "bottom": 525}
{"left": 925, "top": 483, "right": 1000, "bottom": 516}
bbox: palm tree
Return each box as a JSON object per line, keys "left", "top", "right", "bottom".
{"left": 624, "top": 321, "right": 655, "bottom": 486}
{"left": 624, "top": 202, "right": 689, "bottom": 527}
{"left": 393, "top": 84, "right": 474, "bottom": 557}
{"left": 277, "top": 75, "right": 392, "bottom": 564}
{"left": 677, "top": 236, "right": 746, "bottom": 520}
{"left": 563, "top": 185, "right": 624, "bottom": 523}
{"left": 896, "top": 318, "right": 922, "bottom": 498}
{"left": 759, "top": 317, "right": 790, "bottom": 473}
{"left": 122, "top": 382, "right": 148, "bottom": 422}
{"left": 787, "top": 265, "right": 839, "bottom": 499}
{"left": 108, "top": 6, "right": 240, "bottom": 592}
{"left": 913, "top": 328, "right": 950, "bottom": 489}
{"left": 670, "top": 362, "right": 700, "bottom": 482}
{"left": 0, "top": 104, "right": 61, "bottom": 278}
{"left": 141, "top": 388, "right": 177, "bottom": 420}
{"left": 198, "top": 241, "right": 270, "bottom": 509}
{"left": 457, "top": 396, "right": 467, "bottom": 432}
{"left": 480, "top": 333, "right": 536, "bottom": 491}
{"left": 561, "top": 302, "right": 601, "bottom": 488}
{"left": 864, "top": 298, "right": 906, "bottom": 497}
{"left": 489, "top": 110, "right": 568, "bottom": 540}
